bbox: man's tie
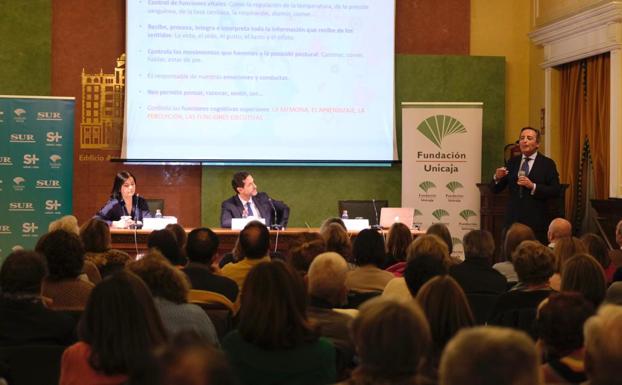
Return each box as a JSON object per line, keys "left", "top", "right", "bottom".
{"left": 520, "top": 157, "right": 531, "bottom": 175}
{"left": 246, "top": 202, "right": 254, "bottom": 216}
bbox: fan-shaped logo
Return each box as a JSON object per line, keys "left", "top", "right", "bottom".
{"left": 459, "top": 209, "right": 477, "bottom": 222}
{"left": 12, "top": 177, "right": 25, "bottom": 191}
{"left": 432, "top": 208, "right": 449, "bottom": 221}
{"left": 446, "top": 181, "right": 464, "bottom": 193}
{"left": 13, "top": 108, "right": 26, "bottom": 123}
{"left": 452, "top": 237, "right": 463, "bottom": 246}
{"left": 49, "top": 154, "right": 62, "bottom": 168}
{"left": 417, "top": 115, "right": 467, "bottom": 149}
{"left": 419, "top": 181, "right": 436, "bottom": 193}
{"left": 414, "top": 209, "right": 422, "bottom": 217}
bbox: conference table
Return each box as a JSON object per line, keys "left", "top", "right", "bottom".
{"left": 110, "top": 227, "right": 425, "bottom": 257}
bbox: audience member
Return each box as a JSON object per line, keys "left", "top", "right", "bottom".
{"left": 493, "top": 223, "right": 536, "bottom": 285}
{"left": 148, "top": 229, "right": 186, "bottom": 267}
{"left": 319, "top": 217, "right": 346, "bottom": 234}
{"left": 416, "top": 275, "right": 474, "bottom": 375}
{"left": 426, "top": 223, "right": 453, "bottom": 256}
{"left": 384, "top": 222, "right": 413, "bottom": 274}
{"left": 80, "top": 217, "right": 131, "bottom": 278}
{"left": 307, "top": 252, "right": 355, "bottom": 380}
{"left": 536, "top": 292, "right": 594, "bottom": 384}
{"left": 182, "top": 227, "right": 238, "bottom": 302}
{"left": 36, "top": 230, "right": 95, "bottom": 310}
{"left": 550, "top": 236, "right": 587, "bottom": 291}
{"left": 449, "top": 229, "right": 506, "bottom": 294}
{"left": 583, "top": 305, "right": 622, "bottom": 385}
{"left": 580, "top": 233, "right": 615, "bottom": 283}
{"left": 345, "top": 229, "right": 392, "bottom": 292}
{"left": 0, "top": 250, "right": 76, "bottom": 346}
{"left": 127, "top": 252, "right": 219, "bottom": 346}
{"left": 488, "top": 240, "right": 555, "bottom": 338}
{"left": 547, "top": 218, "right": 572, "bottom": 248}
{"left": 604, "top": 282, "right": 622, "bottom": 305}
{"left": 221, "top": 221, "right": 271, "bottom": 292}
{"left": 165, "top": 223, "right": 188, "bottom": 262}
{"left": 608, "top": 219, "right": 622, "bottom": 272}
{"left": 439, "top": 326, "right": 542, "bottom": 385}
{"left": 561, "top": 253, "right": 607, "bottom": 308}
{"left": 287, "top": 233, "right": 326, "bottom": 275}
{"left": 222, "top": 260, "right": 336, "bottom": 385}
{"left": 340, "top": 297, "right": 432, "bottom": 385}
{"left": 321, "top": 222, "right": 353, "bottom": 263}
{"left": 59, "top": 271, "right": 167, "bottom": 385}
{"left": 48, "top": 215, "right": 80, "bottom": 235}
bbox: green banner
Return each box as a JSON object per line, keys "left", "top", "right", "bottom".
{"left": 0, "top": 96, "right": 74, "bottom": 260}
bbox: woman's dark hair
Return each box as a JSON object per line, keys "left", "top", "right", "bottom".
{"left": 536, "top": 292, "right": 595, "bottom": 359}
{"left": 512, "top": 240, "right": 555, "bottom": 285}
{"left": 416, "top": 275, "right": 474, "bottom": 368}
{"left": 319, "top": 217, "right": 346, "bottom": 233}
{"left": 127, "top": 252, "right": 190, "bottom": 304}
{"left": 165, "top": 223, "right": 188, "bottom": 261}
{"left": 79, "top": 271, "right": 167, "bottom": 375}
{"left": 553, "top": 236, "right": 587, "bottom": 273}
{"left": 80, "top": 218, "right": 111, "bottom": 253}
{"left": 426, "top": 223, "right": 453, "bottom": 255}
{"left": 580, "top": 233, "right": 611, "bottom": 270}
{"left": 0, "top": 250, "right": 47, "bottom": 294}
{"left": 35, "top": 229, "right": 85, "bottom": 280}
{"left": 386, "top": 222, "right": 413, "bottom": 265}
{"left": 503, "top": 223, "right": 536, "bottom": 262}
{"left": 110, "top": 170, "right": 137, "bottom": 200}
{"left": 463, "top": 229, "right": 495, "bottom": 262}
{"left": 352, "top": 228, "right": 386, "bottom": 267}
{"left": 561, "top": 253, "right": 607, "bottom": 307}
{"left": 404, "top": 235, "right": 449, "bottom": 296}
{"left": 148, "top": 229, "right": 184, "bottom": 266}
{"left": 238, "top": 260, "right": 317, "bottom": 349}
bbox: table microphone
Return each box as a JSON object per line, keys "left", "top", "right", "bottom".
{"left": 518, "top": 170, "right": 526, "bottom": 198}
{"left": 268, "top": 197, "right": 282, "bottom": 230}
{"left": 371, "top": 199, "right": 381, "bottom": 229}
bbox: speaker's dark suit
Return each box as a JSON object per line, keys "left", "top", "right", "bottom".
{"left": 220, "top": 192, "right": 290, "bottom": 228}
{"left": 492, "top": 152, "right": 560, "bottom": 244}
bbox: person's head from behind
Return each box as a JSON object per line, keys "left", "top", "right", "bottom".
{"left": 35, "top": 229, "right": 85, "bottom": 281}
{"left": 79, "top": 271, "right": 167, "bottom": 375}
{"left": 148, "top": 229, "right": 184, "bottom": 266}
{"left": 404, "top": 234, "right": 449, "bottom": 296}
{"left": 440, "top": 326, "right": 541, "bottom": 385}
{"left": 238, "top": 260, "right": 314, "bottom": 349}
{"left": 127, "top": 251, "right": 191, "bottom": 304}
{"left": 561, "top": 253, "right": 607, "bottom": 307}
{"left": 548, "top": 218, "right": 572, "bottom": 243}
{"left": 553, "top": 236, "right": 587, "bottom": 273}
{"left": 503, "top": 223, "right": 536, "bottom": 263}
{"left": 463, "top": 229, "right": 495, "bottom": 263}
{"left": 321, "top": 222, "right": 352, "bottom": 262}
{"left": 580, "top": 233, "right": 611, "bottom": 271}
{"left": 231, "top": 171, "right": 257, "bottom": 200}
{"left": 307, "top": 252, "right": 348, "bottom": 306}
{"left": 426, "top": 223, "right": 453, "bottom": 255}
{"left": 536, "top": 292, "right": 594, "bottom": 359}
{"left": 350, "top": 297, "right": 431, "bottom": 382}
{"left": 0, "top": 250, "right": 47, "bottom": 296}
{"left": 239, "top": 221, "right": 270, "bottom": 260}
{"left": 512, "top": 240, "right": 555, "bottom": 286}
{"left": 584, "top": 305, "right": 622, "bottom": 385}
{"left": 386, "top": 222, "right": 413, "bottom": 263}
{"left": 416, "top": 275, "right": 474, "bottom": 361}
{"left": 166, "top": 223, "right": 188, "bottom": 252}
{"left": 287, "top": 233, "right": 326, "bottom": 274}
{"left": 615, "top": 219, "right": 622, "bottom": 247}
{"left": 185, "top": 227, "right": 220, "bottom": 264}
{"left": 319, "top": 217, "right": 346, "bottom": 234}
{"left": 352, "top": 228, "right": 386, "bottom": 267}
{"left": 111, "top": 170, "right": 137, "bottom": 200}
{"left": 48, "top": 215, "right": 80, "bottom": 236}
{"left": 80, "top": 217, "right": 111, "bottom": 253}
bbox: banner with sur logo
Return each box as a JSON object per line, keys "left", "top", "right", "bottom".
{"left": 0, "top": 96, "right": 74, "bottom": 260}
{"left": 402, "top": 102, "right": 482, "bottom": 259}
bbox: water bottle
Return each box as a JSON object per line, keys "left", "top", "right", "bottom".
{"left": 155, "top": 209, "right": 163, "bottom": 218}
{"left": 341, "top": 210, "right": 349, "bottom": 220}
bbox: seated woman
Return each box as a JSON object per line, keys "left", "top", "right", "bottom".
{"left": 345, "top": 229, "right": 393, "bottom": 293}
{"left": 493, "top": 223, "right": 536, "bottom": 286}
{"left": 222, "top": 260, "right": 336, "bottom": 385}
{"left": 95, "top": 170, "right": 151, "bottom": 228}
{"left": 148, "top": 229, "right": 187, "bottom": 267}
{"left": 320, "top": 222, "right": 353, "bottom": 265}
{"left": 580, "top": 233, "right": 616, "bottom": 284}
{"left": 550, "top": 237, "right": 587, "bottom": 291}
{"left": 59, "top": 271, "right": 167, "bottom": 385}
{"left": 561, "top": 253, "right": 607, "bottom": 308}
{"left": 35, "top": 230, "right": 95, "bottom": 310}
{"left": 80, "top": 218, "right": 131, "bottom": 278}
{"left": 127, "top": 252, "right": 219, "bottom": 346}
{"left": 384, "top": 222, "right": 413, "bottom": 275}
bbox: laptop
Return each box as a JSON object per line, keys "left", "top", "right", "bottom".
{"left": 379, "top": 207, "right": 415, "bottom": 229}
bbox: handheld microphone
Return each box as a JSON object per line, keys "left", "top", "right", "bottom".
{"left": 518, "top": 170, "right": 526, "bottom": 198}
{"left": 371, "top": 199, "right": 381, "bottom": 229}
{"left": 268, "top": 197, "right": 282, "bottom": 230}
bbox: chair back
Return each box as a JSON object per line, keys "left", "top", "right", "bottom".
{"left": 145, "top": 198, "right": 164, "bottom": 215}
{"left": 337, "top": 200, "right": 388, "bottom": 227}
{"left": 188, "top": 289, "right": 237, "bottom": 339}
{"left": 0, "top": 345, "right": 65, "bottom": 385}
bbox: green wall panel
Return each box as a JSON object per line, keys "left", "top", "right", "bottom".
{"left": 202, "top": 55, "right": 506, "bottom": 227}
{"left": 0, "top": 0, "right": 51, "bottom": 95}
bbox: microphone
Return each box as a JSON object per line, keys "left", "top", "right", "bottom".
{"left": 518, "top": 170, "right": 526, "bottom": 198}
{"left": 268, "top": 197, "right": 282, "bottom": 230}
{"left": 371, "top": 199, "right": 381, "bottom": 229}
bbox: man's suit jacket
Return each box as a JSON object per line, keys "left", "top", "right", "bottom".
{"left": 220, "top": 192, "right": 290, "bottom": 228}
{"left": 492, "top": 152, "right": 560, "bottom": 243}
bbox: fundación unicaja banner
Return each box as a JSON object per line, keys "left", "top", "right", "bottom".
{"left": 401, "top": 102, "right": 482, "bottom": 259}
{"left": 0, "top": 96, "right": 75, "bottom": 260}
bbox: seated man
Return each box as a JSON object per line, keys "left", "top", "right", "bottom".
{"left": 220, "top": 171, "right": 289, "bottom": 229}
